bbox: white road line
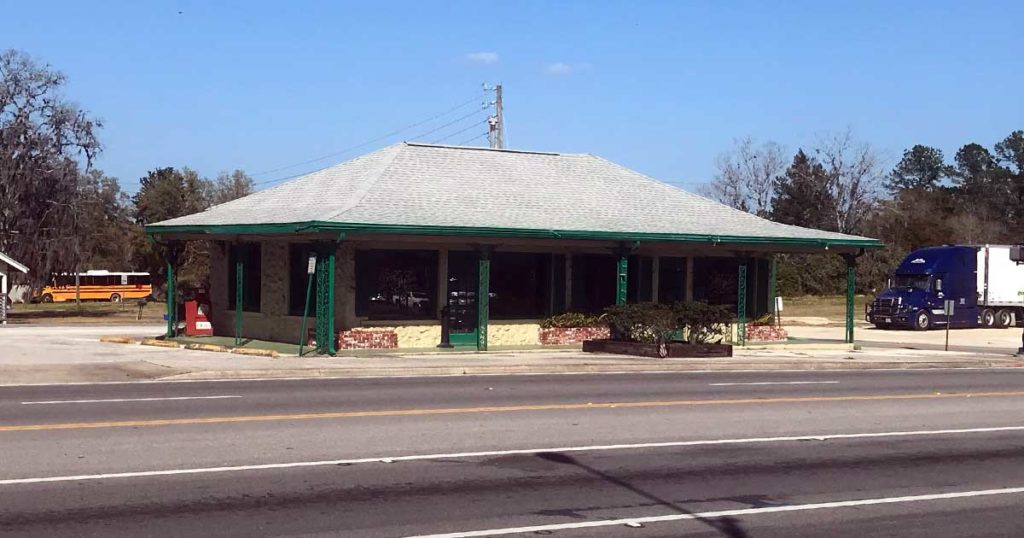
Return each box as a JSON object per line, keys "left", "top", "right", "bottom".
{"left": 20, "top": 395, "right": 242, "bottom": 405}
{"left": 2, "top": 425, "right": 1023, "bottom": 486}
{"left": 709, "top": 381, "right": 840, "bottom": 386}
{"left": 402, "top": 486, "right": 1024, "bottom": 538}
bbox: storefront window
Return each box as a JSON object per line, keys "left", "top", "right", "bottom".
{"left": 627, "top": 255, "right": 653, "bottom": 303}
{"left": 658, "top": 256, "right": 687, "bottom": 303}
{"left": 287, "top": 244, "right": 318, "bottom": 316}
{"left": 228, "top": 243, "right": 262, "bottom": 312}
{"left": 570, "top": 254, "right": 616, "bottom": 313}
{"left": 355, "top": 249, "right": 437, "bottom": 320}
{"left": 490, "top": 252, "right": 552, "bottom": 319}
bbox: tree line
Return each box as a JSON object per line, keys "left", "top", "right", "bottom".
{"left": 705, "top": 129, "right": 1024, "bottom": 296}
{"left": 0, "top": 49, "right": 252, "bottom": 294}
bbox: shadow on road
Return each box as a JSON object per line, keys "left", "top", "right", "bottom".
{"left": 535, "top": 451, "right": 749, "bottom": 537}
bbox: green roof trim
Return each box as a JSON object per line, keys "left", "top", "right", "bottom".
{"left": 146, "top": 221, "right": 883, "bottom": 249}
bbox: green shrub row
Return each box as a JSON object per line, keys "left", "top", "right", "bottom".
{"left": 539, "top": 302, "right": 733, "bottom": 344}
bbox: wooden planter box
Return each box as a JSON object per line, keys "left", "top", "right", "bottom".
{"left": 582, "top": 339, "right": 733, "bottom": 358}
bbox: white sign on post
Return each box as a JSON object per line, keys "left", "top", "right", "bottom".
{"left": 944, "top": 299, "right": 955, "bottom": 351}
{"left": 307, "top": 255, "right": 317, "bottom": 275}
{"left": 775, "top": 297, "right": 784, "bottom": 312}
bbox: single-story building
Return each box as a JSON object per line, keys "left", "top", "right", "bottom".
{"left": 146, "top": 143, "right": 880, "bottom": 353}
{"left": 1, "top": 251, "right": 29, "bottom": 319}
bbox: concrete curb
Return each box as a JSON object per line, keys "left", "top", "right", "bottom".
{"left": 160, "top": 359, "right": 1023, "bottom": 381}
{"left": 183, "top": 343, "right": 230, "bottom": 353}
{"left": 140, "top": 339, "right": 180, "bottom": 349}
{"left": 230, "top": 348, "right": 280, "bottom": 358}
{"left": 99, "top": 336, "right": 136, "bottom": 344}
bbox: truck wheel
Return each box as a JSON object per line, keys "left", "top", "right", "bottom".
{"left": 913, "top": 311, "right": 931, "bottom": 331}
{"left": 981, "top": 309, "right": 996, "bottom": 328}
{"left": 41, "top": 294, "right": 53, "bottom": 303}
{"left": 109, "top": 293, "right": 122, "bottom": 303}
{"left": 995, "top": 309, "right": 1013, "bottom": 329}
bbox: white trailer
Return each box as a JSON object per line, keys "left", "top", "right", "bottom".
{"left": 978, "top": 245, "right": 1024, "bottom": 328}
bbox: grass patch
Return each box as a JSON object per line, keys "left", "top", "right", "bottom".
{"left": 6, "top": 301, "right": 166, "bottom": 324}
{"left": 781, "top": 295, "right": 870, "bottom": 322}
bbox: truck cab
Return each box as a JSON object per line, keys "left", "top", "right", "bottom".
{"left": 867, "top": 246, "right": 978, "bottom": 330}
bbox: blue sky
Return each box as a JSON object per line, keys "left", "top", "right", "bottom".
{"left": 6, "top": 0, "right": 1023, "bottom": 193}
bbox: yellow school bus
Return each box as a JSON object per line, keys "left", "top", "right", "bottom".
{"left": 35, "top": 271, "right": 152, "bottom": 303}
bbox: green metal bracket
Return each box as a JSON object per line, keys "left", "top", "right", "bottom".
{"left": 234, "top": 254, "right": 243, "bottom": 346}
{"left": 737, "top": 262, "right": 748, "bottom": 347}
{"left": 616, "top": 256, "right": 628, "bottom": 305}
{"left": 477, "top": 251, "right": 491, "bottom": 351}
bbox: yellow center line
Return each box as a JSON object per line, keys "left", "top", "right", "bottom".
{"left": 4, "top": 390, "right": 1024, "bottom": 433}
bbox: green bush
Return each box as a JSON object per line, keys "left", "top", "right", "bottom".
{"left": 601, "top": 301, "right": 734, "bottom": 345}
{"left": 672, "top": 302, "right": 733, "bottom": 344}
{"left": 539, "top": 312, "right": 602, "bottom": 328}
{"left": 601, "top": 302, "right": 675, "bottom": 344}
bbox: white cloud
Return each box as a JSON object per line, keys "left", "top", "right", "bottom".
{"left": 544, "top": 62, "right": 590, "bottom": 75}
{"left": 465, "top": 51, "right": 499, "bottom": 64}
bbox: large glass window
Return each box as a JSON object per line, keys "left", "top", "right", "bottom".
{"left": 355, "top": 249, "right": 437, "bottom": 320}
{"left": 490, "top": 252, "right": 553, "bottom": 319}
{"left": 570, "top": 254, "right": 616, "bottom": 314}
{"left": 627, "top": 255, "right": 653, "bottom": 303}
{"left": 228, "top": 243, "right": 262, "bottom": 312}
{"left": 658, "top": 256, "right": 687, "bottom": 303}
{"left": 288, "top": 244, "right": 319, "bottom": 316}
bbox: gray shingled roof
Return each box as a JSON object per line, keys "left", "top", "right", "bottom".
{"left": 149, "top": 143, "right": 878, "bottom": 247}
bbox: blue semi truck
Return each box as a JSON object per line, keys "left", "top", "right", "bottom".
{"left": 866, "top": 245, "right": 1024, "bottom": 330}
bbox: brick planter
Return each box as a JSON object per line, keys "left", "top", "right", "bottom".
{"left": 746, "top": 325, "right": 788, "bottom": 342}
{"left": 582, "top": 339, "right": 732, "bottom": 358}
{"left": 539, "top": 326, "right": 610, "bottom": 345}
{"left": 338, "top": 328, "right": 399, "bottom": 350}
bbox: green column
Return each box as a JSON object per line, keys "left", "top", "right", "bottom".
{"left": 477, "top": 252, "right": 490, "bottom": 351}
{"left": 769, "top": 256, "right": 778, "bottom": 313}
{"left": 845, "top": 256, "right": 856, "bottom": 344}
{"left": 616, "top": 255, "right": 628, "bottom": 305}
{"left": 737, "top": 261, "right": 748, "bottom": 346}
{"left": 165, "top": 258, "right": 175, "bottom": 338}
{"left": 234, "top": 254, "right": 243, "bottom": 346}
{"left": 314, "top": 244, "right": 336, "bottom": 355}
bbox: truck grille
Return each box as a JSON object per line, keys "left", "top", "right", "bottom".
{"left": 871, "top": 298, "right": 898, "bottom": 316}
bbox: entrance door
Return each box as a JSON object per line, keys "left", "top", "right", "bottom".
{"left": 447, "top": 251, "right": 479, "bottom": 346}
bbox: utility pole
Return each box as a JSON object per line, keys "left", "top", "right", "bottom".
{"left": 487, "top": 83, "right": 504, "bottom": 149}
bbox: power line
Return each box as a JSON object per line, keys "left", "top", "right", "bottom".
{"left": 455, "top": 132, "right": 488, "bottom": 146}
{"left": 250, "top": 93, "right": 486, "bottom": 178}
{"left": 407, "top": 109, "right": 487, "bottom": 142}
{"left": 431, "top": 118, "right": 490, "bottom": 144}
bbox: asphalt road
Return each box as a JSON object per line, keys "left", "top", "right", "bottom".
{"left": 2, "top": 369, "right": 1024, "bottom": 536}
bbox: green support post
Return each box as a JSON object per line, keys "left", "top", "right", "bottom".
{"left": 234, "top": 255, "right": 243, "bottom": 347}
{"left": 314, "top": 245, "right": 336, "bottom": 355}
{"left": 616, "top": 255, "right": 628, "bottom": 305}
{"left": 844, "top": 255, "right": 856, "bottom": 344}
{"left": 477, "top": 251, "right": 490, "bottom": 351}
{"left": 769, "top": 256, "right": 778, "bottom": 312}
{"left": 165, "top": 259, "right": 175, "bottom": 338}
{"left": 737, "top": 261, "right": 748, "bottom": 346}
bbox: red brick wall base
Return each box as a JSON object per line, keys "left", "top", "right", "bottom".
{"left": 338, "top": 329, "right": 399, "bottom": 350}
{"left": 746, "top": 325, "right": 788, "bottom": 342}
{"left": 539, "top": 326, "right": 610, "bottom": 345}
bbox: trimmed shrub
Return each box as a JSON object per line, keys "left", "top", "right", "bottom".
{"left": 601, "top": 302, "right": 675, "bottom": 344}
{"left": 672, "top": 302, "right": 733, "bottom": 344}
{"left": 539, "top": 312, "right": 602, "bottom": 329}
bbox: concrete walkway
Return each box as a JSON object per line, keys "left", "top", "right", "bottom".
{"left": 1, "top": 324, "right": 1022, "bottom": 385}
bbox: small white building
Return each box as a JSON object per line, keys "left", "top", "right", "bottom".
{"left": 0, "top": 251, "right": 29, "bottom": 319}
